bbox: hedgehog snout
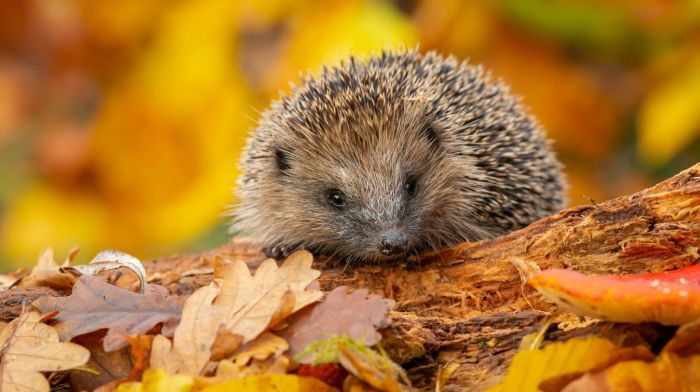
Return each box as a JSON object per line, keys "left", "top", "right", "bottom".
{"left": 378, "top": 228, "right": 408, "bottom": 256}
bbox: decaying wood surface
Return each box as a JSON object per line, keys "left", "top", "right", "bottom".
{"left": 139, "top": 162, "right": 700, "bottom": 390}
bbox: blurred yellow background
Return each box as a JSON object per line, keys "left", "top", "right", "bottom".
{"left": 1, "top": 0, "right": 699, "bottom": 269}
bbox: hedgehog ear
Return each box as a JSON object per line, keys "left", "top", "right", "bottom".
{"left": 422, "top": 124, "right": 441, "bottom": 148}
{"left": 274, "top": 148, "right": 291, "bottom": 174}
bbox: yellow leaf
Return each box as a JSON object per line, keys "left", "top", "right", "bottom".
{"left": 0, "top": 310, "right": 90, "bottom": 392}
{"left": 199, "top": 374, "right": 337, "bottom": 392}
{"left": 117, "top": 369, "right": 194, "bottom": 392}
{"left": 213, "top": 250, "right": 322, "bottom": 342}
{"left": 563, "top": 352, "right": 700, "bottom": 392}
{"left": 487, "top": 337, "right": 634, "bottom": 392}
{"left": 639, "top": 56, "right": 700, "bottom": 166}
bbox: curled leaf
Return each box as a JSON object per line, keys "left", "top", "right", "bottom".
{"left": 65, "top": 249, "right": 147, "bottom": 294}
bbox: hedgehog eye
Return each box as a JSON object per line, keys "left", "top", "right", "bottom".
{"left": 326, "top": 188, "right": 347, "bottom": 209}
{"left": 404, "top": 177, "right": 417, "bottom": 197}
{"left": 275, "top": 148, "right": 291, "bottom": 173}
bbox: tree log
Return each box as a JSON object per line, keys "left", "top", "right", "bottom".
{"left": 138, "top": 163, "right": 700, "bottom": 390}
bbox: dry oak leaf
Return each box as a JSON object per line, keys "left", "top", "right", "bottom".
{"left": 213, "top": 250, "right": 322, "bottom": 343}
{"left": 17, "top": 247, "right": 78, "bottom": 291}
{"left": 150, "top": 251, "right": 321, "bottom": 377}
{"left": 0, "top": 310, "right": 89, "bottom": 392}
{"left": 34, "top": 275, "right": 182, "bottom": 352}
{"left": 529, "top": 264, "right": 700, "bottom": 325}
{"left": 230, "top": 332, "right": 288, "bottom": 367}
{"left": 280, "top": 286, "right": 395, "bottom": 360}
{"left": 150, "top": 285, "right": 219, "bottom": 376}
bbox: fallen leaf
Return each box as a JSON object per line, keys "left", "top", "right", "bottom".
{"left": 662, "top": 317, "right": 700, "bottom": 356}
{"left": 94, "top": 335, "right": 155, "bottom": 392}
{"left": 486, "top": 337, "right": 650, "bottom": 392}
{"left": 210, "top": 326, "right": 243, "bottom": 361}
{"left": 213, "top": 356, "right": 290, "bottom": 381}
{"left": 199, "top": 374, "right": 338, "bottom": 392}
{"left": 69, "top": 332, "right": 133, "bottom": 392}
{"left": 280, "top": 286, "right": 395, "bottom": 360}
{"left": 337, "top": 340, "right": 410, "bottom": 392}
{"left": 529, "top": 264, "right": 700, "bottom": 325}
{"left": 34, "top": 275, "right": 182, "bottom": 351}
{"left": 231, "top": 332, "right": 288, "bottom": 367}
{"left": 17, "top": 248, "right": 77, "bottom": 291}
{"left": 0, "top": 310, "right": 90, "bottom": 392}
{"left": 150, "top": 251, "right": 321, "bottom": 377}
{"left": 562, "top": 352, "right": 700, "bottom": 392}
{"left": 116, "top": 369, "right": 194, "bottom": 392}
{"left": 539, "top": 346, "right": 655, "bottom": 392}
{"left": 150, "top": 284, "right": 218, "bottom": 376}
{"left": 64, "top": 249, "right": 148, "bottom": 294}
{"left": 213, "top": 250, "right": 322, "bottom": 343}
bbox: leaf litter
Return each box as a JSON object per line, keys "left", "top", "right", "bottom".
{"left": 0, "top": 248, "right": 407, "bottom": 391}
{"left": 0, "top": 309, "right": 90, "bottom": 392}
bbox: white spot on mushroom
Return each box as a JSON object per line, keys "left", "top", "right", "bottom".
{"left": 650, "top": 280, "right": 660, "bottom": 287}
{"left": 680, "top": 290, "right": 688, "bottom": 297}
{"left": 662, "top": 287, "right": 671, "bottom": 294}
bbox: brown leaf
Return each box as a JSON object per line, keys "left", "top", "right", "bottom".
{"left": 231, "top": 332, "right": 288, "bottom": 367}
{"left": 150, "top": 251, "right": 321, "bottom": 377}
{"left": 33, "top": 275, "right": 182, "bottom": 352}
{"left": 150, "top": 284, "right": 219, "bottom": 376}
{"left": 337, "top": 342, "right": 410, "bottom": 392}
{"left": 17, "top": 248, "right": 77, "bottom": 291}
{"left": 0, "top": 309, "right": 90, "bottom": 392}
{"left": 280, "top": 286, "right": 395, "bottom": 359}
{"left": 69, "top": 332, "right": 132, "bottom": 392}
{"left": 210, "top": 326, "right": 244, "bottom": 361}
{"left": 213, "top": 250, "right": 322, "bottom": 343}
{"left": 92, "top": 334, "right": 153, "bottom": 392}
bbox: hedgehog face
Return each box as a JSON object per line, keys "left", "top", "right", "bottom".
{"left": 266, "top": 115, "right": 462, "bottom": 261}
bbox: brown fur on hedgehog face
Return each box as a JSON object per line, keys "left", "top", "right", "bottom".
{"left": 233, "top": 50, "right": 567, "bottom": 262}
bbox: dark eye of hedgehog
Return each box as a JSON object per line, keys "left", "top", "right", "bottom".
{"left": 404, "top": 177, "right": 417, "bottom": 196}
{"left": 326, "top": 188, "right": 347, "bottom": 209}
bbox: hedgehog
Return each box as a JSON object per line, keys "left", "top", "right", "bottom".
{"left": 232, "top": 49, "right": 566, "bottom": 262}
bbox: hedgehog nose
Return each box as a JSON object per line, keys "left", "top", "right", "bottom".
{"left": 378, "top": 229, "right": 408, "bottom": 256}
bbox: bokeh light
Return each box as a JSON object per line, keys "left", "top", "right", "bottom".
{"left": 1, "top": 0, "right": 699, "bottom": 269}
